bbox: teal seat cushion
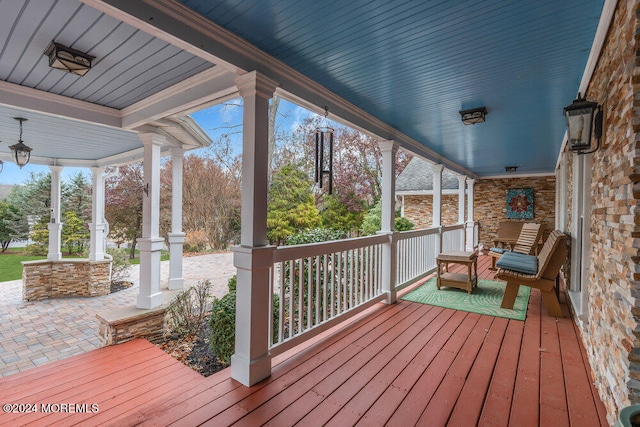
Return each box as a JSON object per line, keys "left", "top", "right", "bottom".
{"left": 496, "top": 251, "right": 538, "bottom": 275}
{"left": 489, "top": 247, "right": 507, "bottom": 254}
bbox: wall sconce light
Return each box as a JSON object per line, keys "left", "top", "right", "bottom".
{"left": 9, "top": 118, "right": 32, "bottom": 168}
{"left": 314, "top": 106, "right": 335, "bottom": 194}
{"left": 505, "top": 166, "right": 518, "bottom": 173}
{"left": 563, "top": 93, "right": 603, "bottom": 154}
{"left": 44, "top": 41, "right": 94, "bottom": 76}
{"left": 459, "top": 107, "right": 487, "bottom": 125}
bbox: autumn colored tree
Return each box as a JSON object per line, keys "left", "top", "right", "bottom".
{"left": 178, "top": 154, "right": 241, "bottom": 250}
{"left": 291, "top": 116, "right": 412, "bottom": 232}
{"left": 105, "top": 164, "right": 145, "bottom": 259}
{"left": 267, "top": 163, "right": 321, "bottom": 245}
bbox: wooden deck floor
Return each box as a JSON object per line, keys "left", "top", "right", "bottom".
{"left": 0, "top": 255, "right": 608, "bottom": 426}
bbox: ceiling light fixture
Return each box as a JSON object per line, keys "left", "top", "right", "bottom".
{"left": 44, "top": 41, "right": 94, "bottom": 76}
{"left": 459, "top": 107, "right": 488, "bottom": 125}
{"left": 9, "top": 118, "right": 32, "bottom": 168}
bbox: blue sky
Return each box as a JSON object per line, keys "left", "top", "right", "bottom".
{"left": 0, "top": 98, "right": 315, "bottom": 186}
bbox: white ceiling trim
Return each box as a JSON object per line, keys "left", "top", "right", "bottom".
{"left": 83, "top": 0, "right": 479, "bottom": 179}
{"left": 0, "top": 80, "right": 122, "bottom": 129}
{"left": 121, "top": 67, "right": 237, "bottom": 130}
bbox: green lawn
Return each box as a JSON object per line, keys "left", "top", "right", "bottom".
{"left": 0, "top": 252, "right": 46, "bottom": 281}
{"left": 0, "top": 248, "right": 170, "bottom": 282}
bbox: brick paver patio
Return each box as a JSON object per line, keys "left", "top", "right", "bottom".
{"left": 0, "top": 252, "right": 235, "bottom": 377}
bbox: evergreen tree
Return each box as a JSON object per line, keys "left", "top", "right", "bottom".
{"left": 319, "top": 193, "right": 364, "bottom": 236}
{"left": 360, "top": 200, "right": 415, "bottom": 235}
{"left": 62, "top": 211, "right": 90, "bottom": 254}
{"left": 267, "top": 163, "right": 321, "bottom": 245}
{"left": 0, "top": 201, "right": 29, "bottom": 252}
{"left": 64, "top": 172, "right": 91, "bottom": 224}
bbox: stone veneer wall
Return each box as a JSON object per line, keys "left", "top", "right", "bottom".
{"left": 22, "top": 259, "right": 111, "bottom": 301}
{"left": 473, "top": 176, "right": 556, "bottom": 248}
{"left": 97, "top": 308, "right": 167, "bottom": 346}
{"left": 402, "top": 194, "right": 463, "bottom": 228}
{"left": 564, "top": 0, "right": 640, "bottom": 421}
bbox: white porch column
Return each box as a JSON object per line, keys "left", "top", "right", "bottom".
{"left": 137, "top": 132, "right": 165, "bottom": 309}
{"left": 378, "top": 140, "right": 399, "bottom": 304}
{"left": 457, "top": 175, "right": 466, "bottom": 224}
{"left": 168, "top": 148, "right": 186, "bottom": 290}
{"left": 89, "top": 167, "right": 106, "bottom": 261}
{"left": 466, "top": 178, "right": 476, "bottom": 251}
{"left": 432, "top": 164, "right": 443, "bottom": 255}
{"left": 47, "top": 166, "right": 63, "bottom": 261}
{"left": 231, "top": 71, "right": 278, "bottom": 387}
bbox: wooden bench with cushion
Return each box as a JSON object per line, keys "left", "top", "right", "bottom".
{"left": 489, "top": 222, "right": 542, "bottom": 270}
{"left": 491, "top": 220, "right": 526, "bottom": 251}
{"left": 495, "top": 230, "right": 567, "bottom": 317}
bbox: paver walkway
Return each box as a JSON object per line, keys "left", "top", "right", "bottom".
{"left": 0, "top": 252, "right": 235, "bottom": 377}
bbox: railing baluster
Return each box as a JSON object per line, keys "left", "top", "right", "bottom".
{"left": 315, "top": 255, "right": 320, "bottom": 326}
{"left": 307, "top": 257, "right": 312, "bottom": 330}
{"left": 278, "top": 262, "right": 284, "bottom": 343}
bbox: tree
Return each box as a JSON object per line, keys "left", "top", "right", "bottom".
{"left": 178, "top": 155, "right": 241, "bottom": 250}
{"left": 105, "top": 164, "right": 144, "bottom": 259}
{"left": 267, "top": 163, "right": 321, "bottom": 245}
{"left": 61, "top": 211, "right": 90, "bottom": 254}
{"left": 318, "top": 193, "right": 364, "bottom": 235}
{"left": 296, "top": 116, "right": 412, "bottom": 213}
{"left": 360, "top": 200, "right": 415, "bottom": 235}
{"left": 6, "top": 172, "right": 52, "bottom": 222}
{"left": 0, "top": 201, "right": 29, "bottom": 252}
{"left": 64, "top": 172, "right": 91, "bottom": 225}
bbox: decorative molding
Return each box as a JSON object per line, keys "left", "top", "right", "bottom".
{"left": 121, "top": 67, "right": 238, "bottom": 129}
{"left": 0, "top": 80, "right": 121, "bottom": 128}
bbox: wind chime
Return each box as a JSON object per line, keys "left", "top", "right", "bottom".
{"left": 314, "top": 106, "right": 334, "bottom": 194}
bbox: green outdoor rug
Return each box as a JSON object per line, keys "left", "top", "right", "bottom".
{"left": 402, "top": 278, "right": 530, "bottom": 321}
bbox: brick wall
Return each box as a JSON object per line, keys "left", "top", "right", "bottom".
{"left": 474, "top": 176, "right": 556, "bottom": 248}
{"left": 402, "top": 194, "right": 463, "bottom": 228}
{"left": 22, "top": 259, "right": 111, "bottom": 301}
{"left": 564, "top": 0, "right": 640, "bottom": 421}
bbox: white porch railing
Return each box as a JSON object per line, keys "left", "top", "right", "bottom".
{"left": 269, "top": 234, "right": 387, "bottom": 355}
{"left": 442, "top": 223, "right": 466, "bottom": 252}
{"left": 396, "top": 227, "right": 439, "bottom": 289}
{"left": 268, "top": 222, "right": 475, "bottom": 356}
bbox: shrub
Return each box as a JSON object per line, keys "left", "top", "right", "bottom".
{"left": 106, "top": 248, "right": 131, "bottom": 283}
{"left": 209, "top": 276, "right": 279, "bottom": 365}
{"left": 394, "top": 216, "right": 415, "bottom": 231}
{"left": 285, "top": 227, "right": 345, "bottom": 246}
{"left": 184, "top": 230, "right": 208, "bottom": 253}
{"left": 25, "top": 243, "right": 47, "bottom": 256}
{"left": 209, "top": 289, "right": 236, "bottom": 365}
{"left": 166, "top": 279, "right": 212, "bottom": 338}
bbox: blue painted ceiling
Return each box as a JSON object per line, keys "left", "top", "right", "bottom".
{"left": 178, "top": 0, "right": 604, "bottom": 176}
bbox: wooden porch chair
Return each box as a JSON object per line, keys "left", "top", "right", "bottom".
{"left": 489, "top": 222, "right": 542, "bottom": 270}
{"left": 495, "top": 230, "right": 567, "bottom": 317}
